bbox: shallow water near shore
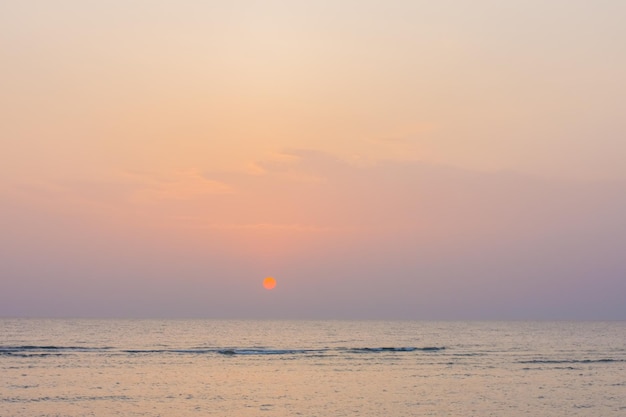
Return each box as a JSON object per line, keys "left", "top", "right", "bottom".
{"left": 2, "top": 319, "right": 625, "bottom": 416}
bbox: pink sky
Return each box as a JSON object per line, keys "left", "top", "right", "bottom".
{"left": 1, "top": 1, "right": 625, "bottom": 319}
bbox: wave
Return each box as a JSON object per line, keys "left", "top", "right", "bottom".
{"left": 345, "top": 347, "right": 444, "bottom": 353}
{"left": 217, "top": 349, "right": 313, "bottom": 355}
{"left": 122, "top": 348, "right": 317, "bottom": 355}
{"left": 0, "top": 346, "right": 112, "bottom": 356}
{"left": 518, "top": 358, "right": 625, "bottom": 364}
{"left": 1, "top": 345, "right": 443, "bottom": 357}
{"left": 218, "top": 346, "right": 444, "bottom": 355}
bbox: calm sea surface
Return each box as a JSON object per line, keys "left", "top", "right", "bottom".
{"left": 1, "top": 320, "right": 625, "bottom": 416}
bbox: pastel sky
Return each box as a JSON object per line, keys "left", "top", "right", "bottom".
{"left": 2, "top": 1, "right": 625, "bottom": 319}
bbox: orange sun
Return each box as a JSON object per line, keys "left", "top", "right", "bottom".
{"left": 263, "top": 276, "right": 277, "bottom": 290}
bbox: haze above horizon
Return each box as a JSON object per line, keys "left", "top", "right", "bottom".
{"left": 1, "top": 1, "right": 625, "bottom": 320}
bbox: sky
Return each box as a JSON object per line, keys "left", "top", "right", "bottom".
{"left": 1, "top": 0, "right": 625, "bottom": 319}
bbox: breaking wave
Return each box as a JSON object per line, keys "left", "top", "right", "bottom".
{"left": 0, "top": 346, "right": 112, "bottom": 357}
{"left": 518, "top": 358, "right": 625, "bottom": 364}
{"left": 345, "top": 346, "right": 444, "bottom": 353}
{"left": 1, "top": 345, "right": 444, "bottom": 357}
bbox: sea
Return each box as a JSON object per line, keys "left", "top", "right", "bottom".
{"left": 1, "top": 319, "right": 625, "bottom": 417}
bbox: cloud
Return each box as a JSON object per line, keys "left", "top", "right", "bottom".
{"left": 128, "top": 169, "right": 234, "bottom": 202}
{"left": 3, "top": 149, "right": 625, "bottom": 319}
{"left": 201, "top": 149, "right": 626, "bottom": 241}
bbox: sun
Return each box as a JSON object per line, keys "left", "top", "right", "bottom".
{"left": 263, "top": 276, "right": 277, "bottom": 290}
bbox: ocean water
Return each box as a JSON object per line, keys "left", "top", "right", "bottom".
{"left": 1, "top": 320, "right": 625, "bottom": 416}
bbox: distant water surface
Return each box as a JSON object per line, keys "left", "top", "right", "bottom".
{"left": 1, "top": 320, "right": 625, "bottom": 416}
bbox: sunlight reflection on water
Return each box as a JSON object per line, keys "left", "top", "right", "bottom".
{"left": 1, "top": 320, "right": 625, "bottom": 416}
